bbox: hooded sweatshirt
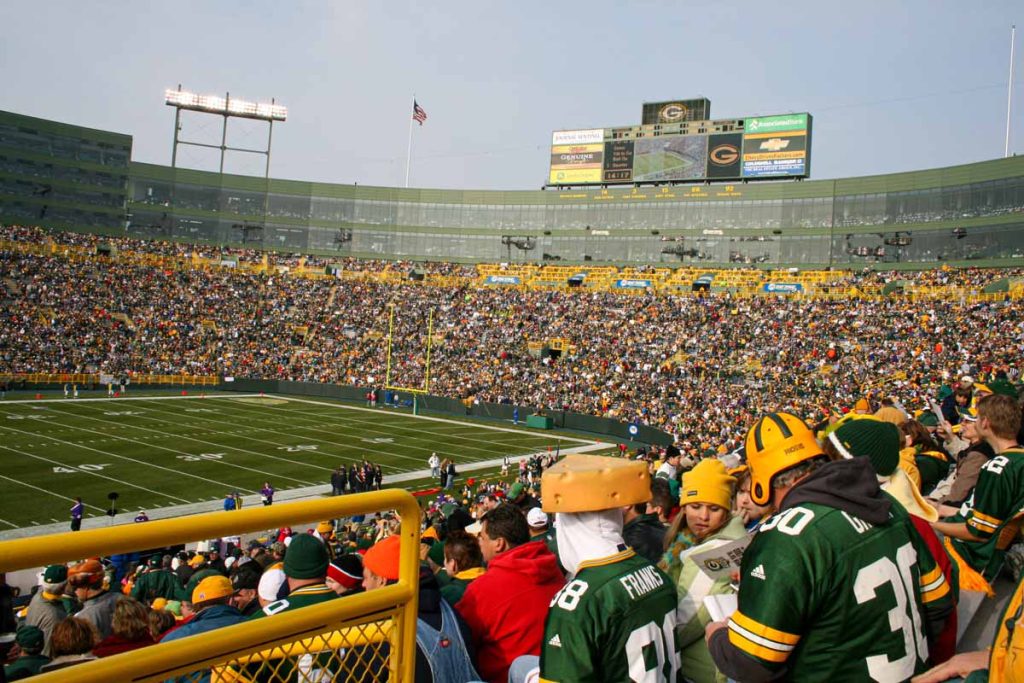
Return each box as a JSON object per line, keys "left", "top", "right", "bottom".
{"left": 456, "top": 540, "right": 564, "bottom": 683}
{"left": 709, "top": 458, "right": 953, "bottom": 683}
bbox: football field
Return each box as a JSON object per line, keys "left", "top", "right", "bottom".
{"left": 0, "top": 393, "right": 597, "bottom": 529}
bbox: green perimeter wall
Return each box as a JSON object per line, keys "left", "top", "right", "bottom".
{"left": 222, "top": 378, "right": 674, "bottom": 446}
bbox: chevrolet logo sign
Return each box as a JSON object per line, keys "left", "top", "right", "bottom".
{"left": 759, "top": 138, "right": 791, "bottom": 152}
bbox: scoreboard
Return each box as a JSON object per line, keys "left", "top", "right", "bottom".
{"left": 548, "top": 113, "right": 812, "bottom": 186}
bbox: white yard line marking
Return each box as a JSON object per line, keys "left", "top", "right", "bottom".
{"left": 0, "top": 518, "right": 18, "bottom": 529}
{"left": 0, "top": 423, "right": 249, "bottom": 495}
{"left": 39, "top": 403, "right": 323, "bottom": 483}
{"left": 0, "top": 472, "right": 107, "bottom": 513}
{"left": 0, "top": 443, "right": 192, "bottom": 504}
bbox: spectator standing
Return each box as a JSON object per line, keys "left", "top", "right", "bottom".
{"left": 706, "top": 412, "right": 952, "bottom": 681}
{"left": 456, "top": 504, "right": 564, "bottom": 683}
{"left": 25, "top": 565, "right": 70, "bottom": 657}
{"left": 534, "top": 455, "right": 680, "bottom": 683}
{"left": 68, "top": 560, "right": 120, "bottom": 640}
{"left": 222, "top": 493, "right": 234, "bottom": 512}
{"left": 429, "top": 452, "right": 440, "bottom": 479}
{"left": 526, "top": 508, "right": 558, "bottom": 557}
{"left": 70, "top": 497, "right": 83, "bottom": 532}
{"left": 621, "top": 487, "right": 667, "bottom": 565}
{"left": 133, "top": 511, "right": 149, "bottom": 523}
{"left": 507, "top": 482, "right": 540, "bottom": 513}
{"left": 130, "top": 555, "right": 184, "bottom": 603}
{"left": 260, "top": 482, "right": 274, "bottom": 506}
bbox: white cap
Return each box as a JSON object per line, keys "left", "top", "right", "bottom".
{"left": 258, "top": 568, "right": 286, "bottom": 602}
{"left": 526, "top": 508, "right": 549, "bottom": 529}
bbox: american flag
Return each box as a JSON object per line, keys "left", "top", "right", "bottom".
{"left": 412, "top": 100, "right": 427, "bottom": 126}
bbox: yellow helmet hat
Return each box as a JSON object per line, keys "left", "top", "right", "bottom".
{"left": 744, "top": 412, "right": 824, "bottom": 506}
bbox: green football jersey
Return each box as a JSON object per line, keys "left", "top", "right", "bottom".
{"left": 728, "top": 500, "right": 951, "bottom": 682}
{"left": 949, "top": 448, "right": 1024, "bottom": 581}
{"left": 540, "top": 549, "right": 680, "bottom": 683}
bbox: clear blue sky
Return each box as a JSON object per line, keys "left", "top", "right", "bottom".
{"left": 1, "top": 0, "right": 1021, "bottom": 190}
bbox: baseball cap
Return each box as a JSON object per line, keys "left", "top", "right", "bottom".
{"left": 16, "top": 626, "right": 44, "bottom": 650}
{"left": 231, "top": 563, "right": 263, "bottom": 591}
{"left": 43, "top": 564, "right": 68, "bottom": 583}
{"left": 526, "top": 507, "right": 549, "bottom": 529}
{"left": 258, "top": 568, "right": 286, "bottom": 602}
{"left": 188, "top": 554, "right": 206, "bottom": 568}
{"left": 192, "top": 575, "right": 235, "bottom": 605}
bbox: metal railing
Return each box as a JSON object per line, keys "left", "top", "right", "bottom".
{"left": 0, "top": 491, "right": 421, "bottom": 683}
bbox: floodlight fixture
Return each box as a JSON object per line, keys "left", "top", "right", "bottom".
{"left": 164, "top": 88, "right": 287, "bottom": 122}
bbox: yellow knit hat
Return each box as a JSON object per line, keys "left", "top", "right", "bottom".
{"left": 681, "top": 459, "right": 735, "bottom": 509}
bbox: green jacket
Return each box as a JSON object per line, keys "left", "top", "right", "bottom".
{"left": 676, "top": 515, "right": 747, "bottom": 683}
{"left": 131, "top": 568, "right": 185, "bottom": 603}
{"left": 439, "top": 566, "right": 485, "bottom": 606}
{"left": 5, "top": 654, "right": 50, "bottom": 681}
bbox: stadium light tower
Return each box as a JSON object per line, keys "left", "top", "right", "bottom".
{"left": 165, "top": 85, "right": 287, "bottom": 177}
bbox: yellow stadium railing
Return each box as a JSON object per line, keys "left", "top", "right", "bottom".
{"left": 0, "top": 491, "right": 421, "bottom": 683}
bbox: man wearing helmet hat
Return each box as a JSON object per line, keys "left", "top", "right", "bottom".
{"left": 535, "top": 454, "right": 681, "bottom": 683}
{"left": 705, "top": 412, "right": 953, "bottom": 682}
{"left": 68, "top": 559, "right": 120, "bottom": 640}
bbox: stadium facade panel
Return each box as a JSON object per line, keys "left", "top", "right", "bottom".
{"left": 2, "top": 110, "right": 1024, "bottom": 266}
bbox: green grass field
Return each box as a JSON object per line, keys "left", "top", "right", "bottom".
{"left": 0, "top": 392, "right": 598, "bottom": 529}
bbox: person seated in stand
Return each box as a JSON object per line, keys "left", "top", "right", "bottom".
{"left": 4, "top": 626, "right": 49, "bottom": 680}
{"left": 439, "top": 531, "right": 485, "bottom": 606}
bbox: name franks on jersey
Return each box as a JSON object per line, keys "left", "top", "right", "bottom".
{"left": 841, "top": 511, "right": 873, "bottom": 534}
{"left": 619, "top": 565, "right": 665, "bottom": 601}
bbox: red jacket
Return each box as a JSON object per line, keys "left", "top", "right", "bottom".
{"left": 456, "top": 540, "right": 565, "bottom": 683}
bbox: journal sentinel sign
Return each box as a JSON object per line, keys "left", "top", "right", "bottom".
{"left": 614, "top": 279, "right": 652, "bottom": 289}
{"left": 763, "top": 283, "right": 804, "bottom": 294}
{"left": 484, "top": 275, "right": 521, "bottom": 285}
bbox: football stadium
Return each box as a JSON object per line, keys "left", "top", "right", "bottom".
{"left": 1, "top": 3, "right": 1024, "bottom": 681}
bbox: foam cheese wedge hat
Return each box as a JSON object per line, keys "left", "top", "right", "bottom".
{"left": 541, "top": 454, "right": 651, "bottom": 513}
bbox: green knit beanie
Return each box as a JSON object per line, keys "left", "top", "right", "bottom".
{"left": 828, "top": 417, "right": 900, "bottom": 477}
{"left": 427, "top": 539, "right": 446, "bottom": 567}
{"left": 284, "top": 533, "right": 329, "bottom": 579}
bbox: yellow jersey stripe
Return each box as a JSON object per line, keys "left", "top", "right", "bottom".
{"left": 732, "top": 610, "right": 801, "bottom": 646}
{"left": 971, "top": 510, "right": 1004, "bottom": 526}
{"left": 919, "top": 565, "right": 943, "bottom": 586}
{"left": 922, "top": 581, "right": 951, "bottom": 604}
{"left": 728, "top": 628, "right": 791, "bottom": 663}
{"left": 577, "top": 548, "right": 636, "bottom": 571}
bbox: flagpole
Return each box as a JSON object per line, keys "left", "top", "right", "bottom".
{"left": 405, "top": 96, "right": 415, "bottom": 188}
{"left": 1006, "top": 25, "right": 1016, "bottom": 158}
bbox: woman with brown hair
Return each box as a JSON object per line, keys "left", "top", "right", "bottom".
{"left": 92, "top": 597, "right": 156, "bottom": 657}
{"left": 39, "top": 617, "right": 98, "bottom": 672}
{"left": 900, "top": 419, "right": 952, "bottom": 496}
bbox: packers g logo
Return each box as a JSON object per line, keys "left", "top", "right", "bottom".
{"left": 659, "top": 103, "right": 687, "bottom": 123}
{"left": 709, "top": 144, "right": 739, "bottom": 166}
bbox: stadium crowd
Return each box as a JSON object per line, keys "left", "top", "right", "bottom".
{"left": 6, "top": 384, "right": 1024, "bottom": 680}
{"left": 3, "top": 224, "right": 1024, "bottom": 457}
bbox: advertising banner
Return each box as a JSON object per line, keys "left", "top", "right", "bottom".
{"left": 633, "top": 134, "right": 708, "bottom": 182}
{"left": 762, "top": 283, "right": 804, "bottom": 293}
{"left": 552, "top": 129, "right": 605, "bottom": 145}
{"left": 549, "top": 140, "right": 604, "bottom": 184}
{"left": 614, "top": 279, "right": 652, "bottom": 289}
{"left": 741, "top": 114, "right": 810, "bottom": 178}
{"left": 484, "top": 275, "right": 521, "bottom": 285}
{"left": 603, "top": 140, "right": 635, "bottom": 182}
{"left": 705, "top": 133, "right": 742, "bottom": 179}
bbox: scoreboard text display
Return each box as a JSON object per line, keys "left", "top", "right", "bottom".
{"left": 548, "top": 113, "right": 811, "bottom": 186}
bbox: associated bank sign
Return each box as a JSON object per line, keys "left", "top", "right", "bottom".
{"left": 763, "top": 283, "right": 804, "bottom": 293}
{"left": 614, "top": 279, "right": 652, "bottom": 289}
{"left": 484, "top": 275, "right": 521, "bottom": 285}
